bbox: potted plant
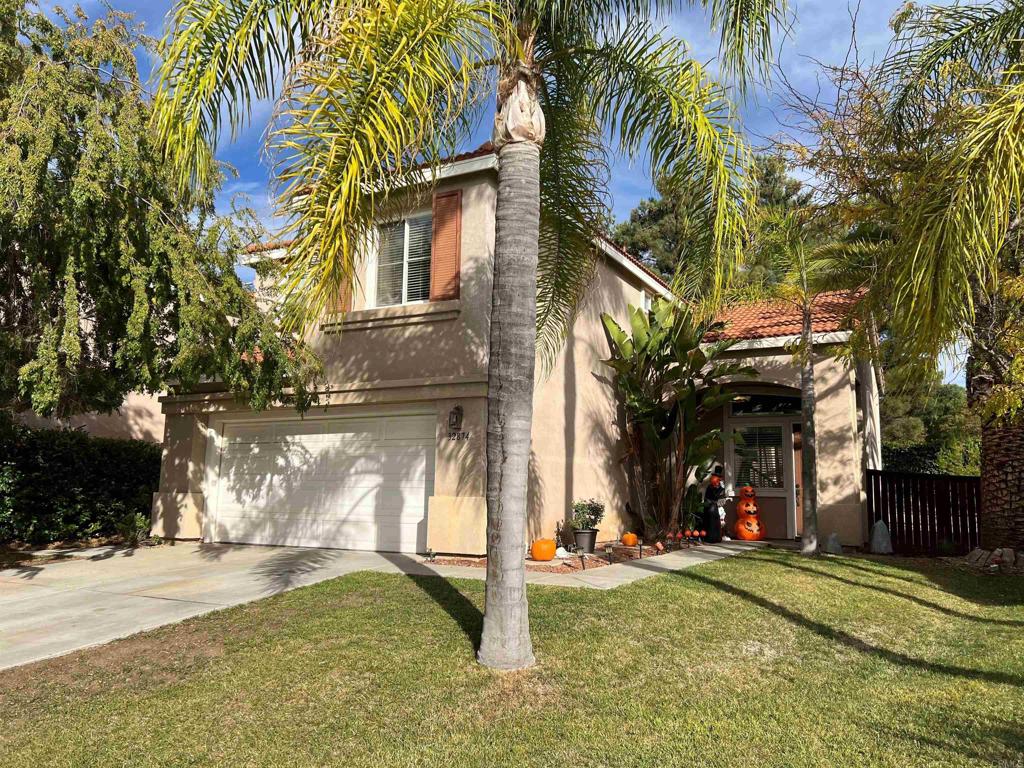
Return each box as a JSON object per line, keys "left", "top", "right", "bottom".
{"left": 571, "top": 498, "right": 605, "bottom": 554}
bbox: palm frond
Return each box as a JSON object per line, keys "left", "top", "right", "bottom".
{"left": 692, "top": 0, "right": 788, "bottom": 89}
{"left": 534, "top": 80, "right": 609, "bottom": 372}
{"left": 573, "top": 20, "right": 752, "bottom": 305}
{"left": 152, "top": 0, "right": 329, "bottom": 192}
{"left": 883, "top": 1, "right": 1024, "bottom": 128}
{"left": 890, "top": 69, "right": 1024, "bottom": 357}
{"left": 268, "top": 0, "right": 502, "bottom": 331}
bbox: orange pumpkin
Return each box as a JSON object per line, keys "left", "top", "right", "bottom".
{"left": 733, "top": 486, "right": 765, "bottom": 541}
{"left": 621, "top": 532, "right": 639, "bottom": 547}
{"left": 734, "top": 514, "right": 764, "bottom": 541}
{"left": 530, "top": 538, "right": 556, "bottom": 561}
{"left": 736, "top": 499, "right": 758, "bottom": 516}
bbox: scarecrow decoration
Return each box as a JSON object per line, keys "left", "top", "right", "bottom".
{"left": 733, "top": 485, "right": 765, "bottom": 541}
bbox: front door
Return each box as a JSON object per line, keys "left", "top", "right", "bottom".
{"left": 728, "top": 419, "right": 799, "bottom": 539}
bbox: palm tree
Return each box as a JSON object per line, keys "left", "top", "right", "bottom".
{"left": 879, "top": 1, "right": 1024, "bottom": 549}
{"left": 743, "top": 207, "right": 833, "bottom": 554}
{"left": 153, "top": 0, "right": 784, "bottom": 669}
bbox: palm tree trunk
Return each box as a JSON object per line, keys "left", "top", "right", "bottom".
{"left": 477, "top": 66, "right": 545, "bottom": 670}
{"left": 979, "top": 419, "right": 1024, "bottom": 550}
{"left": 969, "top": 299, "right": 1024, "bottom": 551}
{"left": 800, "top": 304, "right": 819, "bottom": 554}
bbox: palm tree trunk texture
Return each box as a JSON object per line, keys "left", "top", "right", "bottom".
{"left": 800, "top": 306, "right": 819, "bottom": 554}
{"left": 477, "top": 139, "right": 541, "bottom": 670}
{"left": 979, "top": 418, "right": 1024, "bottom": 551}
{"left": 968, "top": 284, "right": 1024, "bottom": 551}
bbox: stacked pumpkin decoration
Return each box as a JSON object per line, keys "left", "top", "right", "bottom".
{"left": 733, "top": 485, "right": 765, "bottom": 541}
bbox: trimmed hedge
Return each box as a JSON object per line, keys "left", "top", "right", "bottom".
{"left": 0, "top": 413, "right": 161, "bottom": 545}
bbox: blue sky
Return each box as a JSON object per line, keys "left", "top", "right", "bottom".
{"left": 65, "top": 0, "right": 904, "bottom": 223}
{"left": 57, "top": 0, "right": 966, "bottom": 381}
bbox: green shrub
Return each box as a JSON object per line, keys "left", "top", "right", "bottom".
{"left": 0, "top": 412, "right": 161, "bottom": 545}
{"left": 571, "top": 498, "right": 605, "bottom": 531}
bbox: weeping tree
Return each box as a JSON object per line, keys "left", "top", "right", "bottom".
{"left": 0, "top": 2, "right": 321, "bottom": 420}
{"left": 602, "top": 300, "right": 756, "bottom": 537}
{"left": 153, "top": 0, "right": 784, "bottom": 669}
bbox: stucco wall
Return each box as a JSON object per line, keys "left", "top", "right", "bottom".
{"left": 528, "top": 255, "right": 644, "bottom": 545}
{"left": 16, "top": 391, "right": 165, "bottom": 443}
{"left": 721, "top": 348, "right": 867, "bottom": 545}
{"left": 307, "top": 175, "right": 495, "bottom": 388}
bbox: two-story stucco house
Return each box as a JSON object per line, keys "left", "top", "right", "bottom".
{"left": 150, "top": 145, "right": 881, "bottom": 554}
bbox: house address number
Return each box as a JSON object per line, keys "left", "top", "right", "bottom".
{"left": 447, "top": 405, "right": 469, "bottom": 441}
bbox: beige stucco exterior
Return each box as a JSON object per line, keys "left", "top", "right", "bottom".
{"left": 151, "top": 162, "right": 880, "bottom": 553}
{"left": 17, "top": 391, "right": 165, "bottom": 443}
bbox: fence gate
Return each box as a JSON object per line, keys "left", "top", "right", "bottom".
{"left": 865, "top": 469, "right": 981, "bottom": 555}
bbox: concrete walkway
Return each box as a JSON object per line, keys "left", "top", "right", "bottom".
{"left": 0, "top": 540, "right": 762, "bottom": 670}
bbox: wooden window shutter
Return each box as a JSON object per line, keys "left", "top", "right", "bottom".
{"left": 430, "top": 190, "right": 462, "bottom": 301}
{"left": 333, "top": 280, "right": 353, "bottom": 313}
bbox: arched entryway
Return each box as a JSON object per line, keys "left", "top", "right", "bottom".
{"left": 719, "top": 384, "right": 804, "bottom": 541}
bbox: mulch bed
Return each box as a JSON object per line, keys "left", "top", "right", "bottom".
{"left": 0, "top": 535, "right": 148, "bottom": 568}
{"left": 433, "top": 542, "right": 702, "bottom": 574}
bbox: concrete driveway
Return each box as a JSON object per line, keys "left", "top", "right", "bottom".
{"left": 0, "top": 543, "right": 452, "bottom": 670}
{"left": 0, "top": 540, "right": 760, "bottom": 670}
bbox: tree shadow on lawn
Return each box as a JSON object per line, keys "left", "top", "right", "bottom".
{"left": 741, "top": 553, "right": 1024, "bottom": 628}
{"left": 823, "top": 555, "right": 1023, "bottom": 609}
{"left": 876, "top": 711, "right": 1024, "bottom": 765}
{"left": 674, "top": 570, "right": 1024, "bottom": 689}
{"left": 377, "top": 554, "right": 483, "bottom": 652}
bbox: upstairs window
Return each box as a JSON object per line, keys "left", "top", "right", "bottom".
{"left": 375, "top": 213, "right": 433, "bottom": 306}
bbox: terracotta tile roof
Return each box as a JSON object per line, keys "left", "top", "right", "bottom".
{"left": 709, "top": 291, "right": 860, "bottom": 342}
{"left": 445, "top": 141, "right": 495, "bottom": 163}
{"left": 244, "top": 239, "right": 294, "bottom": 255}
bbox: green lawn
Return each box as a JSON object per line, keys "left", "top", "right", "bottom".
{"left": 3, "top": 549, "right": 1022, "bottom": 767}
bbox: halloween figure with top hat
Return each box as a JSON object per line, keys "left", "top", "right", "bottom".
{"left": 702, "top": 465, "right": 728, "bottom": 543}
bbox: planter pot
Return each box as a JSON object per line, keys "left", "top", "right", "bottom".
{"left": 573, "top": 528, "right": 598, "bottom": 554}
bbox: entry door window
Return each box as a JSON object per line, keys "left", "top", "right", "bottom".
{"left": 735, "top": 425, "right": 784, "bottom": 488}
{"left": 376, "top": 214, "right": 433, "bottom": 306}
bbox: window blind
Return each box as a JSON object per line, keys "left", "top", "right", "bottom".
{"left": 735, "top": 425, "right": 784, "bottom": 488}
{"left": 376, "top": 221, "right": 405, "bottom": 307}
{"left": 375, "top": 214, "right": 433, "bottom": 306}
{"left": 405, "top": 214, "right": 432, "bottom": 302}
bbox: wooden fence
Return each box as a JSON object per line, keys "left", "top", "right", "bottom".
{"left": 865, "top": 469, "right": 981, "bottom": 555}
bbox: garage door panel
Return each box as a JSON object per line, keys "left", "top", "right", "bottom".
{"left": 213, "top": 415, "right": 433, "bottom": 552}
{"left": 216, "top": 517, "right": 423, "bottom": 552}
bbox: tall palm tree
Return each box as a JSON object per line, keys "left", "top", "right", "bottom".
{"left": 153, "top": 0, "right": 784, "bottom": 669}
{"left": 743, "top": 207, "right": 832, "bottom": 555}
{"left": 879, "top": 1, "right": 1024, "bottom": 549}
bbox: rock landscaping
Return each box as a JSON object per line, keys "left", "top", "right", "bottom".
{"left": 433, "top": 542, "right": 677, "bottom": 574}
{"left": 955, "top": 547, "right": 1023, "bottom": 574}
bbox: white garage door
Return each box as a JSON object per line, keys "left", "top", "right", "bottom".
{"left": 212, "top": 414, "right": 435, "bottom": 552}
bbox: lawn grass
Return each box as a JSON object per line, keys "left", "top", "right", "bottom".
{"left": 2, "top": 549, "right": 1022, "bottom": 767}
